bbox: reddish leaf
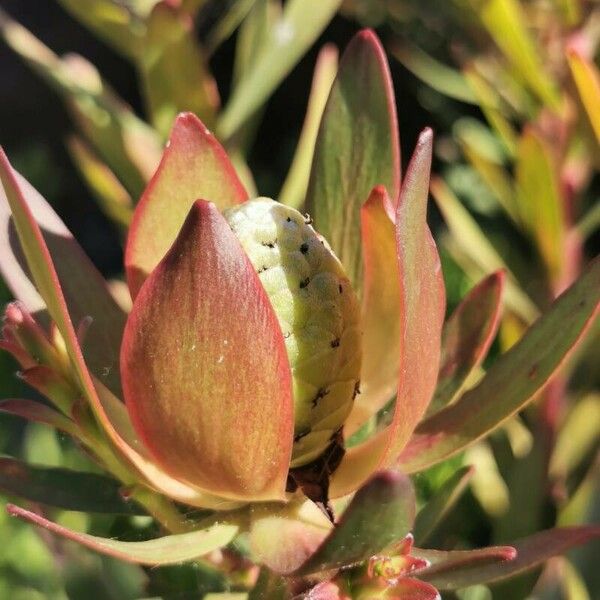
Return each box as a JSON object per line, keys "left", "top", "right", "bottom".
{"left": 0, "top": 398, "right": 79, "bottom": 438}
{"left": 249, "top": 498, "right": 332, "bottom": 575}
{"left": 0, "top": 158, "right": 126, "bottom": 396}
{"left": 428, "top": 271, "right": 504, "bottom": 415}
{"left": 7, "top": 503, "right": 238, "bottom": 565}
{"left": 399, "top": 257, "right": 600, "bottom": 473}
{"left": 386, "top": 578, "right": 441, "bottom": 600}
{"left": 413, "top": 527, "right": 600, "bottom": 590}
{"left": 307, "top": 29, "right": 400, "bottom": 291}
{"left": 330, "top": 130, "right": 445, "bottom": 497}
{"left": 345, "top": 186, "right": 400, "bottom": 435}
{"left": 122, "top": 200, "right": 293, "bottom": 501}
{"left": 125, "top": 112, "right": 248, "bottom": 298}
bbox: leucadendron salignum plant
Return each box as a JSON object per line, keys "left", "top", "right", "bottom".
{"left": 0, "top": 29, "right": 599, "bottom": 600}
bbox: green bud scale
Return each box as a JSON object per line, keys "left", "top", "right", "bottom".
{"left": 224, "top": 198, "right": 362, "bottom": 467}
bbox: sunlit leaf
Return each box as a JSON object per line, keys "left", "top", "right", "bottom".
{"left": 428, "top": 271, "right": 504, "bottom": 415}
{"left": 567, "top": 49, "right": 600, "bottom": 142}
{"left": 0, "top": 12, "right": 162, "bottom": 196}
{"left": 330, "top": 131, "right": 444, "bottom": 497}
{"left": 279, "top": 44, "right": 338, "bottom": 210}
{"left": 413, "top": 466, "right": 474, "bottom": 545}
{"left": 56, "top": 0, "right": 146, "bottom": 59}
{"left": 516, "top": 128, "right": 565, "bottom": 284}
{"left": 471, "top": 0, "right": 560, "bottom": 108}
{"left": 399, "top": 257, "right": 600, "bottom": 473}
{"left": 67, "top": 136, "right": 133, "bottom": 229}
{"left": 297, "top": 471, "right": 415, "bottom": 575}
{"left": 7, "top": 503, "right": 239, "bottom": 565}
{"left": 307, "top": 29, "right": 400, "bottom": 292}
{"left": 218, "top": 0, "right": 341, "bottom": 138}
{"left": 345, "top": 186, "right": 400, "bottom": 435}
{"left": 392, "top": 42, "right": 476, "bottom": 104}
{"left": 431, "top": 177, "right": 539, "bottom": 323}
{"left": 0, "top": 157, "right": 126, "bottom": 397}
{"left": 122, "top": 201, "right": 293, "bottom": 501}
{"left": 0, "top": 457, "right": 143, "bottom": 514}
{"left": 140, "top": 3, "right": 218, "bottom": 136}
{"left": 125, "top": 112, "right": 248, "bottom": 297}
{"left": 414, "top": 527, "right": 600, "bottom": 590}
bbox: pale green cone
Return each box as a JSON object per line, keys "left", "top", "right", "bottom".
{"left": 223, "top": 198, "right": 362, "bottom": 467}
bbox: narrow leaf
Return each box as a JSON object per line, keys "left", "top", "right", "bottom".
{"left": 431, "top": 177, "right": 539, "bottom": 323}
{"left": 414, "top": 527, "right": 600, "bottom": 590}
{"left": 399, "top": 257, "right": 600, "bottom": 473}
{"left": 307, "top": 29, "right": 400, "bottom": 292}
{"left": 140, "top": 3, "right": 218, "bottom": 136}
{"left": 0, "top": 457, "right": 142, "bottom": 514}
{"left": 56, "top": 0, "right": 145, "bottom": 59}
{"left": 516, "top": 128, "right": 565, "bottom": 283}
{"left": 297, "top": 471, "right": 415, "bottom": 575}
{"left": 217, "top": 0, "right": 341, "bottom": 138}
{"left": 125, "top": 112, "right": 248, "bottom": 298}
{"left": 392, "top": 42, "right": 476, "bottom": 104}
{"left": 0, "top": 399, "right": 79, "bottom": 438}
{"left": 7, "top": 503, "right": 238, "bottom": 565}
{"left": 66, "top": 136, "right": 133, "bottom": 229}
{"left": 0, "top": 154, "right": 126, "bottom": 397}
{"left": 412, "top": 545, "right": 516, "bottom": 590}
{"left": 330, "top": 131, "right": 444, "bottom": 497}
{"left": 413, "top": 466, "right": 475, "bottom": 545}
{"left": 0, "top": 12, "right": 161, "bottom": 196}
{"left": 345, "top": 186, "right": 400, "bottom": 435}
{"left": 568, "top": 49, "right": 600, "bottom": 142}
{"left": 122, "top": 201, "right": 293, "bottom": 501}
{"left": 279, "top": 44, "right": 338, "bottom": 210}
{"left": 428, "top": 271, "right": 504, "bottom": 415}
{"left": 474, "top": 0, "right": 560, "bottom": 108}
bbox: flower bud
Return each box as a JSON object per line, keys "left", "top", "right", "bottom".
{"left": 223, "top": 198, "right": 362, "bottom": 467}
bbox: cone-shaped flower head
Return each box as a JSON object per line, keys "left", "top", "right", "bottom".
{"left": 223, "top": 198, "right": 362, "bottom": 467}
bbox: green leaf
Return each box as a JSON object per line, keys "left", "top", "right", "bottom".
{"left": 218, "top": 0, "right": 341, "bottom": 139}
{"left": 206, "top": 0, "right": 258, "bottom": 55}
{"left": 279, "top": 44, "right": 338, "bottom": 210}
{"left": 56, "top": 0, "right": 147, "bottom": 59}
{"left": 7, "top": 503, "right": 239, "bottom": 565}
{"left": 0, "top": 11, "right": 162, "bottom": 196}
{"left": 296, "top": 470, "right": 415, "bottom": 575}
{"left": 66, "top": 136, "right": 133, "bottom": 229}
{"left": 399, "top": 257, "right": 600, "bottom": 473}
{"left": 125, "top": 112, "right": 248, "bottom": 298}
{"left": 413, "top": 466, "right": 474, "bottom": 545}
{"left": 471, "top": 0, "right": 560, "bottom": 108}
{"left": 0, "top": 158, "right": 126, "bottom": 398}
{"left": 428, "top": 271, "right": 504, "bottom": 415}
{"left": 431, "top": 177, "right": 539, "bottom": 324}
{"left": 516, "top": 128, "right": 565, "bottom": 283}
{"left": 0, "top": 399, "right": 79, "bottom": 438}
{"left": 139, "top": 3, "right": 218, "bottom": 137}
{"left": 0, "top": 457, "right": 143, "bottom": 514}
{"left": 414, "top": 527, "right": 600, "bottom": 590}
{"left": 121, "top": 201, "right": 293, "bottom": 501}
{"left": 307, "top": 29, "right": 400, "bottom": 292}
{"left": 392, "top": 42, "right": 476, "bottom": 104}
